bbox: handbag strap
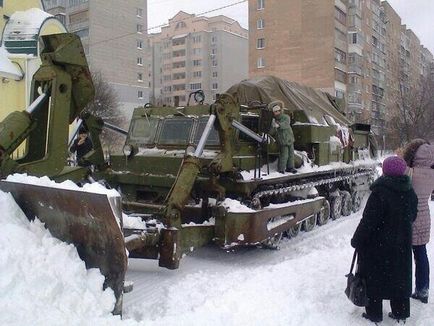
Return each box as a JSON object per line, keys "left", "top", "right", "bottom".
{"left": 349, "top": 250, "right": 357, "bottom": 274}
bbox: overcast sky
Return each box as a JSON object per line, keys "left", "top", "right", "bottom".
{"left": 148, "top": 0, "right": 434, "bottom": 53}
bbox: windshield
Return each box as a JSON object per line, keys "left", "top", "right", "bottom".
{"left": 193, "top": 117, "right": 220, "bottom": 146}
{"left": 158, "top": 118, "right": 194, "bottom": 145}
{"left": 129, "top": 117, "right": 159, "bottom": 144}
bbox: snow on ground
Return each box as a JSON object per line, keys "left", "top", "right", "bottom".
{"left": 1, "top": 174, "right": 434, "bottom": 325}
{"left": 0, "top": 191, "right": 132, "bottom": 326}
{"left": 123, "top": 201, "right": 434, "bottom": 326}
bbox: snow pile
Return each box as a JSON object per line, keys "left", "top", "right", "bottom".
{"left": 221, "top": 198, "right": 255, "bottom": 213}
{"left": 0, "top": 47, "right": 23, "bottom": 80}
{"left": 6, "top": 173, "right": 120, "bottom": 197}
{"left": 0, "top": 191, "right": 130, "bottom": 326}
{"left": 3, "top": 8, "right": 51, "bottom": 42}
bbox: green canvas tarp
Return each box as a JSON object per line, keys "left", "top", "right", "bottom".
{"left": 226, "top": 75, "right": 351, "bottom": 126}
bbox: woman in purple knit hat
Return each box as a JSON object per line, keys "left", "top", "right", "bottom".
{"left": 403, "top": 139, "right": 434, "bottom": 304}
{"left": 351, "top": 156, "right": 418, "bottom": 323}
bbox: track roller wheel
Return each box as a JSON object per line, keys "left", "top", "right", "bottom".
{"left": 316, "top": 200, "right": 331, "bottom": 226}
{"left": 330, "top": 193, "right": 342, "bottom": 220}
{"left": 250, "top": 197, "right": 262, "bottom": 210}
{"left": 285, "top": 223, "right": 301, "bottom": 238}
{"left": 351, "top": 191, "right": 362, "bottom": 212}
{"left": 262, "top": 232, "right": 283, "bottom": 249}
{"left": 303, "top": 214, "right": 317, "bottom": 232}
{"left": 340, "top": 191, "right": 352, "bottom": 216}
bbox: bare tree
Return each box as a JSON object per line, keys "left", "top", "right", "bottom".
{"left": 85, "top": 71, "right": 126, "bottom": 151}
{"left": 386, "top": 74, "right": 434, "bottom": 148}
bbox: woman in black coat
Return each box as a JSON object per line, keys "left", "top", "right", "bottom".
{"left": 351, "top": 156, "right": 418, "bottom": 323}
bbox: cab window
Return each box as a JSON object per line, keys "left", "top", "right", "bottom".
{"left": 129, "top": 117, "right": 159, "bottom": 144}
{"left": 158, "top": 118, "right": 194, "bottom": 145}
{"left": 193, "top": 117, "right": 220, "bottom": 146}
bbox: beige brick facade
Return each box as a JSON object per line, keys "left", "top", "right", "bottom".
{"left": 249, "top": 0, "right": 433, "bottom": 138}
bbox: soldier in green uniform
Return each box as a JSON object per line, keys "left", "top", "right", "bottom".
{"left": 271, "top": 104, "right": 297, "bottom": 174}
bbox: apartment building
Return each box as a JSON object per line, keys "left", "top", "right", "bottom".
{"left": 43, "top": 0, "right": 66, "bottom": 24}
{"left": 382, "top": 2, "right": 433, "bottom": 124}
{"left": 150, "top": 11, "right": 248, "bottom": 106}
{"left": 249, "top": 0, "right": 433, "bottom": 138}
{"left": 44, "top": 0, "right": 149, "bottom": 111}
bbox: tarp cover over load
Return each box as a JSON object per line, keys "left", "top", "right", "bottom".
{"left": 226, "top": 76, "right": 351, "bottom": 126}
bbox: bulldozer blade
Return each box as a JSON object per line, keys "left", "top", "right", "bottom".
{"left": 0, "top": 180, "right": 127, "bottom": 315}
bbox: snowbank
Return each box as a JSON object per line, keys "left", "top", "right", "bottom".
{"left": 0, "top": 191, "right": 131, "bottom": 326}
{"left": 0, "top": 47, "right": 23, "bottom": 80}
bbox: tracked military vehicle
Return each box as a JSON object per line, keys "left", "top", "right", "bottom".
{"left": 0, "top": 33, "right": 377, "bottom": 312}
{"left": 97, "top": 77, "right": 378, "bottom": 269}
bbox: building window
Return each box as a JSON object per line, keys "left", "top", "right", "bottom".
{"left": 173, "top": 61, "right": 186, "bottom": 69}
{"left": 74, "top": 28, "right": 89, "bottom": 38}
{"left": 335, "top": 7, "right": 346, "bottom": 25}
{"left": 173, "top": 50, "right": 186, "bottom": 57}
{"left": 212, "top": 60, "right": 218, "bottom": 67}
{"left": 212, "top": 83, "right": 218, "bottom": 90}
{"left": 334, "top": 69, "right": 346, "bottom": 83}
{"left": 257, "top": 38, "right": 265, "bottom": 49}
{"left": 193, "top": 35, "right": 201, "bottom": 43}
{"left": 335, "top": 90, "right": 345, "bottom": 99}
{"left": 257, "top": 18, "right": 265, "bottom": 29}
{"left": 138, "top": 90, "right": 143, "bottom": 99}
{"left": 175, "top": 21, "right": 187, "bottom": 29}
{"left": 212, "top": 71, "right": 218, "bottom": 78}
{"left": 137, "top": 40, "right": 143, "bottom": 49}
{"left": 173, "top": 84, "right": 186, "bottom": 91}
{"left": 349, "top": 75, "right": 360, "bottom": 85}
{"left": 211, "top": 36, "right": 217, "bottom": 44}
{"left": 257, "top": 57, "right": 265, "bottom": 68}
{"left": 137, "top": 24, "right": 143, "bottom": 33}
{"left": 172, "top": 38, "right": 186, "bottom": 46}
{"left": 257, "top": 0, "right": 265, "bottom": 10}
{"left": 193, "top": 71, "right": 202, "bottom": 78}
{"left": 55, "top": 13, "right": 66, "bottom": 25}
{"left": 334, "top": 48, "right": 346, "bottom": 64}
{"left": 137, "top": 57, "right": 143, "bottom": 65}
{"left": 136, "top": 8, "right": 143, "bottom": 17}
{"left": 349, "top": 32, "right": 362, "bottom": 45}
{"left": 335, "top": 28, "right": 346, "bottom": 42}
{"left": 193, "top": 59, "right": 202, "bottom": 67}
{"left": 173, "top": 73, "right": 186, "bottom": 80}
{"left": 69, "top": 0, "right": 88, "bottom": 7}
{"left": 190, "top": 83, "right": 202, "bottom": 90}
{"left": 348, "top": 92, "right": 362, "bottom": 104}
{"left": 137, "top": 73, "right": 143, "bottom": 82}
{"left": 192, "top": 48, "right": 202, "bottom": 55}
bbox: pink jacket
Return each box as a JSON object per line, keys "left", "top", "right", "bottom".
{"left": 410, "top": 144, "right": 434, "bottom": 245}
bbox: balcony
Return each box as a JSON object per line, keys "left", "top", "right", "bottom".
{"left": 348, "top": 64, "right": 362, "bottom": 75}
{"left": 334, "top": 61, "right": 347, "bottom": 73}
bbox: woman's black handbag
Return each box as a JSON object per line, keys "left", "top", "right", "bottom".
{"left": 345, "top": 250, "right": 369, "bottom": 307}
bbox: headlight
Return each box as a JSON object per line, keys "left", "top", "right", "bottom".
{"left": 123, "top": 144, "right": 133, "bottom": 157}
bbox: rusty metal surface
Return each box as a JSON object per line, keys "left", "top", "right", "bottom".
{"left": 215, "top": 197, "right": 325, "bottom": 246}
{"left": 0, "top": 180, "right": 127, "bottom": 314}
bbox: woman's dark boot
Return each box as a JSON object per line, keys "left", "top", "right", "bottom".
{"left": 411, "top": 291, "right": 428, "bottom": 304}
{"left": 362, "top": 313, "right": 382, "bottom": 323}
{"left": 388, "top": 312, "right": 406, "bottom": 323}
